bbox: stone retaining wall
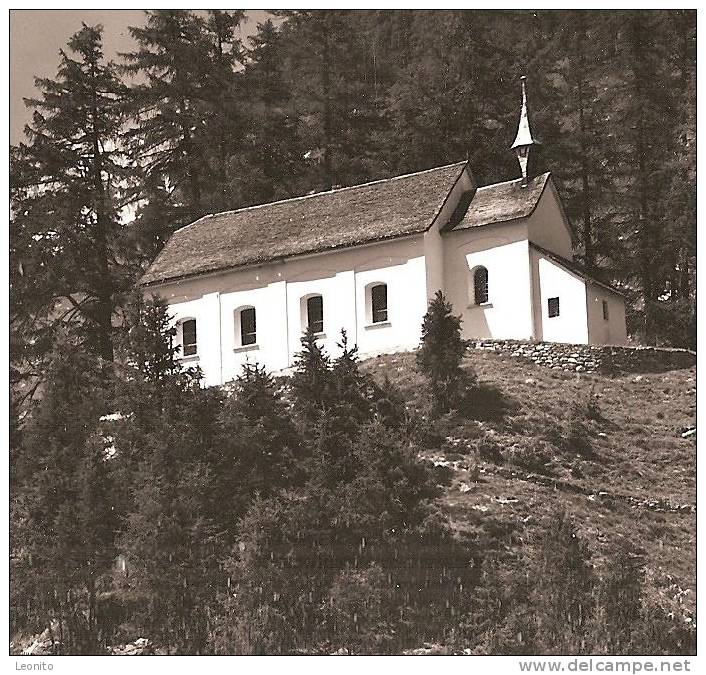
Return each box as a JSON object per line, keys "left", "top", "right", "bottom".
{"left": 469, "top": 339, "right": 695, "bottom": 374}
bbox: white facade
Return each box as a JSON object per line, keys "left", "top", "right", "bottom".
{"left": 154, "top": 236, "right": 430, "bottom": 386}
{"left": 145, "top": 170, "right": 628, "bottom": 387}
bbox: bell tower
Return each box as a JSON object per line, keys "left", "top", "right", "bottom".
{"left": 511, "top": 76, "right": 541, "bottom": 186}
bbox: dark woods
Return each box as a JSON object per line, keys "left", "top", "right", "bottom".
{"left": 10, "top": 294, "right": 695, "bottom": 654}
{"left": 9, "top": 8, "right": 696, "bottom": 656}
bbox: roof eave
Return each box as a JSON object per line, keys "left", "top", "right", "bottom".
{"left": 139, "top": 229, "right": 428, "bottom": 289}
{"left": 530, "top": 243, "right": 627, "bottom": 298}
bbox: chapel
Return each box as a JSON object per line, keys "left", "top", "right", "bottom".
{"left": 140, "top": 78, "right": 627, "bottom": 387}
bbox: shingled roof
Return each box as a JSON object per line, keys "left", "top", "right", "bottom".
{"left": 446, "top": 172, "right": 550, "bottom": 231}
{"left": 140, "top": 161, "right": 468, "bottom": 286}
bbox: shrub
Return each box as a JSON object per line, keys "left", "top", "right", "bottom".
{"left": 417, "top": 291, "right": 471, "bottom": 413}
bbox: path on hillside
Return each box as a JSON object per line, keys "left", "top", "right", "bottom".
{"left": 421, "top": 453, "right": 695, "bottom": 515}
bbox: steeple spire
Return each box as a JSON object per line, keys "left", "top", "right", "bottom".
{"left": 511, "top": 76, "right": 540, "bottom": 186}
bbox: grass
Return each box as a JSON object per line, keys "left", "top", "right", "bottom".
{"left": 362, "top": 348, "right": 696, "bottom": 619}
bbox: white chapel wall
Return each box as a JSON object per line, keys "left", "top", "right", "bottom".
{"left": 533, "top": 251, "right": 589, "bottom": 344}
{"left": 441, "top": 221, "right": 535, "bottom": 340}
{"left": 585, "top": 283, "right": 628, "bottom": 345}
{"left": 148, "top": 235, "right": 429, "bottom": 385}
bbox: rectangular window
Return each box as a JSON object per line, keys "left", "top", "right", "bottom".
{"left": 602, "top": 300, "right": 609, "bottom": 321}
{"left": 548, "top": 297, "right": 560, "bottom": 318}
{"left": 371, "top": 284, "right": 388, "bottom": 323}
{"left": 307, "top": 295, "right": 324, "bottom": 333}
{"left": 241, "top": 307, "right": 256, "bottom": 345}
{"left": 182, "top": 319, "right": 197, "bottom": 356}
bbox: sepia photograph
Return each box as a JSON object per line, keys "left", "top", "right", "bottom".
{"left": 8, "top": 4, "right": 697, "bottom": 666}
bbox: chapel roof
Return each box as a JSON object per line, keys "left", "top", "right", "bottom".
{"left": 445, "top": 172, "right": 551, "bottom": 232}
{"left": 140, "top": 161, "right": 468, "bottom": 286}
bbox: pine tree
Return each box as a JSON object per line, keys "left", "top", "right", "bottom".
{"left": 12, "top": 332, "right": 116, "bottom": 653}
{"left": 416, "top": 291, "right": 468, "bottom": 413}
{"left": 13, "top": 24, "right": 129, "bottom": 362}
{"left": 122, "top": 10, "right": 213, "bottom": 230}
{"left": 115, "top": 294, "right": 223, "bottom": 654}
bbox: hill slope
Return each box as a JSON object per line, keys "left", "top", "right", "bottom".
{"left": 362, "top": 348, "right": 696, "bottom": 622}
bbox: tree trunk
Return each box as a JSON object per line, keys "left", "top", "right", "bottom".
{"left": 89, "top": 57, "right": 114, "bottom": 362}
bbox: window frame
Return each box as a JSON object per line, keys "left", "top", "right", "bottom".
{"left": 370, "top": 283, "right": 388, "bottom": 324}
{"left": 237, "top": 306, "right": 257, "bottom": 347}
{"left": 548, "top": 297, "right": 560, "bottom": 318}
{"left": 306, "top": 294, "right": 324, "bottom": 334}
{"left": 472, "top": 266, "right": 489, "bottom": 305}
{"left": 602, "top": 300, "right": 609, "bottom": 321}
{"left": 180, "top": 318, "right": 198, "bottom": 357}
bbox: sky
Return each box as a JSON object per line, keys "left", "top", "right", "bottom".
{"left": 9, "top": 9, "right": 271, "bottom": 145}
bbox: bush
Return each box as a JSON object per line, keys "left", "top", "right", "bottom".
{"left": 417, "top": 291, "right": 471, "bottom": 413}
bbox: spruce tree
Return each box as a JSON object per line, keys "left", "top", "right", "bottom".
{"left": 13, "top": 24, "right": 129, "bottom": 362}
{"left": 235, "top": 18, "right": 306, "bottom": 204}
{"left": 201, "top": 10, "right": 247, "bottom": 211}
{"left": 122, "top": 10, "right": 213, "bottom": 229}
{"left": 417, "top": 290, "right": 468, "bottom": 413}
{"left": 289, "top": 327, "right": 333, "bottom": 422}
{"left": 13, "top": 332, "right": 116, "bottom": 653}
{"left": 114, "top": 293, "right": 224, "bottom": 653}
{"left": 214, "top": 362, "right": 301, "bottom": 531}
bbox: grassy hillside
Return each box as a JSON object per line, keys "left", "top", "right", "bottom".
{"left": 362, "top": 348, "right": 696, "bottom": 623}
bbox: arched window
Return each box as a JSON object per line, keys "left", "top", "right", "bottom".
{"left": 236, "top": 306, "right": 257, "bottom": 346}
{"left": 306, "top": 294, "right": 324, "bottom": 333}
{"left": 180, "top": 318, "right": 197, "bottom": 356}
{"left": 473, "top": 266, "right": 489, "bottom": 305}
{"left": 371, "top": 283, "right": 388, "bottom": 323}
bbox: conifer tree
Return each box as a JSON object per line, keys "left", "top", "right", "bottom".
{"left": 201, "top": 10, "right": 247, "bottom": 211}
{"left": 235, "top": 18, "right": 306, "bottom": 204}
{"left": 13, "top": 332, "right": 116, "bottom": 653}
{"left": 115, "top": 293, "right": 223, "bottom": 653}
{"left": 417, "top": 291, "right": 468, "bottom": 413}
{"left": 289, "top": 327, "right": 333, "bottom": 422}
{"left": 122, "top": 10, "right": 213, "bottom": 229}
{"left": 329, "top": 330, "right": 375, "bottom": 426}
{"left": 13, "top": 24, "right": 129, "bottom": 362}
{"left": 214, "top": 362, "right": 301, "bottom": 530}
